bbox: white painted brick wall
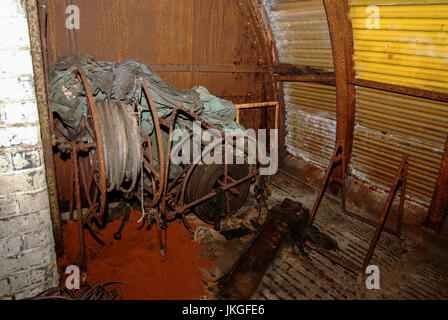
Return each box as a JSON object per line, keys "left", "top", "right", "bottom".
{"left": 0, "top": 0, "right": 58, "bottom": 300}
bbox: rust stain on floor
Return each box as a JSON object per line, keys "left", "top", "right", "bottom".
{"left": 58, "top": 210, "right": 216, "bottom": 300}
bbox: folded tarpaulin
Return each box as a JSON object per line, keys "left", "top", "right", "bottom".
{"left": 49, "top": 54, "right": 243, "bottom": 142}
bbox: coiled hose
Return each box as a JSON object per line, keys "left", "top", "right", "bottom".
{"left": 93, "top": 100, "right": 142, "bottom": 193}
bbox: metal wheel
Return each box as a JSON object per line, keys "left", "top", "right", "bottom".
{"left": 185, "top": 163, "right": 251, "bottom": 224}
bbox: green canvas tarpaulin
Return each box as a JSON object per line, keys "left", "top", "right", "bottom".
{"left": 49, "top": 55, "right": 243, "bottom": 142}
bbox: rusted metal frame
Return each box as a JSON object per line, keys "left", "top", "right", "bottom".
{"left": 350, "top": 78, "right": 448, "bottom": 103}
{"left": 237, "top": 0, "right": 271, "bottom": 75}
{"left": 69, "top": 160, "right": 74, "bottom": 221}
{"left": 235, "top": 102, "right": 280, "bottom": 130}
{"left": 246, "top": 0, "right": 285, "bottom": 154}
{"left": 74, "top": 68, "right": 107, "bottom": 221}
{"left": 307, "top": 155, "right": 409, "bottom": 275}
{"left": 308, "top": 142, "right": 345, "bottom": 226}
{"left": 149, "top": 64, "right": 265, "bottom": 73}
{"left": 361, "top": 155, "right": 409, "bottom": 271}
{"left": 26, "top": 0, "right": 63, "bottom": 255}
{"left": 140, "top": 81, "right": 166, "bottom": 208}
{"left": 173, "top": 171, "right": 259, "bottom": 216}
{"left": 323, "top": 0, "right": 356, "bottom": 181}
{"left": 161, "top": 105, "right": 222, "bottom": 231}
{"left": 162, "top": 105, "right": 251, "bottom": 215}
{"left": 162, "top": 105, "right": 217, "bottom": 205}
{"left": 425, "top": 133, "right": 448, "bottom": 231}
{"left": 178, "top": 141, "right": 223, "bottom": 211}
{"left": 224, "top": 143, "right": 231, "bottom": 216}
{"left": 78, "top": 157, "right": 103, "bottom": 229}
{"left": 71, "top": 143, "right": 86, "bottom": 274}
{"left": 177, "top": 131, "right": 261, "bottom": 212}
{"left": 86, "top": 151, "right": 97, "bottom": 196}
{"left": 274, "top": 75, "right": 336, "bottom": 83}
{"left": 143, "top": 135, "right": 159, "bottom": 180}
{"left": 37, "top": 1, "right": 54, "bottom": 137}
{"left": 176, "top": 146, "right": 259, "bottom": 219}
{"left": 158, "top": 107, "right": 262, "bottom": 221}
{"left": 142, "top": 151, "right": 161, "bottom": 182}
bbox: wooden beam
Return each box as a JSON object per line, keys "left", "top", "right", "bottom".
{"left": 351, "top": 78, "right": 448, "bottom": 103}
{"left": 425, "top": 134, "right": 448, "bottom": 231}
{"left": 323, "top": 0, "right": 356, "bottom": 176}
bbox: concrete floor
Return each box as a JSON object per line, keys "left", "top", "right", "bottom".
{"left": 195, "top": 162, "right": 448, "bottom": 300}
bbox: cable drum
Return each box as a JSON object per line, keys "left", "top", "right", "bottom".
{"left": 93, "top": 100, "right": 142, "bottom": 193}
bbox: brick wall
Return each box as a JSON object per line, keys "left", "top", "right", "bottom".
{"left": 0, "top": 0, "right": 58, "bottom": 299}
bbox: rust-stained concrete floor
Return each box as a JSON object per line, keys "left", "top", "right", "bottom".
{"left": 194, "top": 160, "right": 448, "bottom": 300}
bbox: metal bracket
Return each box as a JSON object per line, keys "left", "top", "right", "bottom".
{"left": 306, "top": 142, "right": 409, "bottom": 275}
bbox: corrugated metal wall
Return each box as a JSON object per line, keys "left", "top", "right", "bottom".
{"left": 265, "top": 0, "right": 334, "bottom": 70}
{"left": 352, "top": 87, "right": 448, "bottom": 200}
{"left": 284, "top": 82, "right": 336, "bottom": 167}
{"left": 264, "top": 0, "right": 336, "bottom": 166}
{"left": 348, "top": 0, "right": 448, "bottom": 202}
{"left": 349, "top": 0, "right": 448, "bottom": 94}
{"left": 263, "top": 0, "right": 448, "bottom": 203}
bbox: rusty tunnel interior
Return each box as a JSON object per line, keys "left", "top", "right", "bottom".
{"left": 1, "top": 0, "right": 448, "bottom": 301}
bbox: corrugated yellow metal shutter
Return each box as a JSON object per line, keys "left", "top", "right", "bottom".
{"left": 264, "top": 0, "right": 336, "bottom": 166}
{"left": 285, "top": 83, "right": 336, "bottom": 167}
{"left": 348, "top": 0, "right": 448, "bottom": 93}
{"left": 265, "top": 0, "right": 334, "bottom": 70}
{"left": 347, "top": 0, "right": 448, "bottom": 202}
{"left": 352, "top": 87, "right": 448, "bottom": 201}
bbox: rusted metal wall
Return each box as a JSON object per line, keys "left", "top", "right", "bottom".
{"left": 349, "top": 0, "right": 448, "bottom": 94}
{"left": 264, "top": 0, "right": 336, "bottom": 167}
{"left": 41, "top": 0, "right": 275, "bottom": 203}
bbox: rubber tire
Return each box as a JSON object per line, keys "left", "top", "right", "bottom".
{"left": 186, "top": 164, "right": 250, "bottom": 225}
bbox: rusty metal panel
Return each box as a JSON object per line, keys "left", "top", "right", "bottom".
{"left": 284, "top": 82, "right": 337, "bottom": 167}
{"left": 263, "top": 0, "right": 334, "bottom": 70}
{"left": 41, "top": 0, "right": 274, "bottom": 203}
{"left": 348, "top": 0, "right": 448, "bottom": 94}
{"left": 351, "top": 86, "right": 448, "bottom": 201}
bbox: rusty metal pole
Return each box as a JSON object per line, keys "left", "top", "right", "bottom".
{"left": 323, "top": 0, "right": 356, "bottom": 179}
{"left": 25, "top": 0, "right": 63, "bottom": 255}
{"left": 362, "top": 155, "right": 409, "bottom": 272}
{"left": 425, "top": 133, "right": 448, "bottom": 231}
{"left": 72, "top": 144, "right": 86, "bottom": 274}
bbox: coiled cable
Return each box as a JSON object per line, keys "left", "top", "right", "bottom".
{"left": 94, "top": 100, "right": 142, "bottom": 193}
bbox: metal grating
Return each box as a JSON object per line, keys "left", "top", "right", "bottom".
{"left": 284, "top": 82, "right": 337, "bottom": 167}
{"left": 264, "top": 0, "right": 334, "bottom": 71}
{"left": 351, "top": 86, "right": 448, "bottom": 201}
{"left": 348, "top": 0, "right": 448, "bottom": 94}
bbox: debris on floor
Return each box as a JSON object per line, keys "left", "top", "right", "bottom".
{"left": 220, "top": 226, "right": 252, "bottom": 241}
{"left": 216, "top": 198, "right": 338, "bottom": 300}
{"left": 251, "top": 170, "right": 448, "bottom": 300}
